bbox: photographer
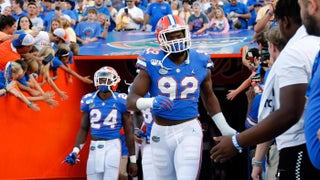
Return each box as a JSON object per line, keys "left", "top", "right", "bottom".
{"left": 115, "top": 0, "right": 144, "bottom": 31}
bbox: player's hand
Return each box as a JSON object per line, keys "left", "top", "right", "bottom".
{"left": 128, "top": 163, "right": 138, "bottom": 177}
{"left": 64, "top": 152, "right": 79, "bottom": 166}
{"left": 210, "top": 136, "right": 237, "bottom": 163}
{"left": 153, "top": 95, "right": 173, "bottom": 111}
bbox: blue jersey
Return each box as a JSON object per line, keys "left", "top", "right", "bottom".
{"left": 75, "top": 20, "right": 101, "bottom": 40}
{"left": 305, "top": 52, "right": 320, "bottom": 170}
{"left": 136, "top": 48, "right": 213, "bottom": 120}
{"left": 80, "top": 91, "right": 128, "bottom": 139}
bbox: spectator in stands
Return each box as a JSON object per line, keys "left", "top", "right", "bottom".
{"left": 223, "top": 0, "right": 251, "bottom": 29}
{"left": 37, "top": 46, "right": 68, "bottom": 100}
{"left": 188, "top": 1, "right": 209, "bottom": 35}
{"left": 179, "top": 0, "right": 192, "bottom": 23}
{"left": 64, "top": 0, "right": 79, "bottom": 23}
{"left": 49, "top": 17, "right": 62, "bottom": 34}
{"left": 141, "top": 0, "right": 172, "bottom": 31}
{"left": 106, "top": 1, "right": 117, "bottom": 31}
{"left": 205, "top": 0, "right": 222, "bottom": 19}
{"left": 0, "top": 61, "right": 40, "bottom": 110}
{"left": 15, "top": 58, "right": 58, "bottom": 106}
{"left": 97, "top": 13, "right": 110, "bottom": 39}
{"left": 0, "top": 15, "right": 18, "bottom": 44}
{"left": 0, "top": 0, "right": 10, "bottom": 14}
{"left": 17, "top": 16, "right": 34, "bottom": 34}
{"left": 208, "top": 7, "right": 229, "bottom": 34}
{"left": 82, "top": 0, "right": 110, "bottom": 20}
{"left": 0, "top": 80, "right": 16, "bottom": 97}
{"left": 27, "top": 2, "right": 43, "bottom": 30}
{"left": 52, "top": 43, "right": 93, "bottom": 84}
{"left": 199, "top": 0, "right": 211, "bottom": 12}
{"left": 60, "top": 14, "right": 76, "bottom": 43}
{"left": 116, "top": 0, "right": 144, "bottom": 31}
{"left": 0, "top": 33, "right": 35, "bottom": 70}
{"left": 2, "top": 6, "right": 12, "bottom": 16}
{"left": 11, "top": 0, "right": 27, "bottom": 21}
{"left": 170, "top": 0, "right": 180, "bottom": 16}
{"left": 43, "top": 0, "right": 77, "bottom": 32}
{"left": 75, "top": 8, "right": 101, "bottom": 45}
{"left": 246, "top": 0, "right": 260, "bottom": 30}
{"left": 41, "top": 0, "right": 54, "bottom": 18}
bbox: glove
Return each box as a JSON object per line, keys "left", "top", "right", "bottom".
{"left": 153, "top": 95, "right": 174, "bottom": 111}
{"left": 64, "top": 152, "right": 79, "bottom": 165}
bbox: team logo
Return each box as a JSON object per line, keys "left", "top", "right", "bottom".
{"left": 151, "top": 136, "right": 160, "bottom": 143}
{"left": 89, "top": 103, "right": 95, "bottom": 108}
{"left": 90, "top": 146, "right": 96, "bottom": 151}
{"left": 159, "top": 68, "right": 168, "bottom": 75}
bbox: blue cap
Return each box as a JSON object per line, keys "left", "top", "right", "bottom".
{"left": 65, "top": 0, "right": 75, "bottom": 10}
{"left": 12, "top": 33, "right": 35, "bottom": 48}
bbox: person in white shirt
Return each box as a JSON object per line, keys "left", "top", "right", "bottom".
{"left": 116, "top": 0, "right": 144, "bottom": 31}
{"left": 211, "top": 0, "right": 320, "bottom": 179}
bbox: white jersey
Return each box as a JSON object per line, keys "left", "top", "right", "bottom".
{"left": 118, "top": 6, "right": 144, "bottom": 30}
{"left": 258, "top": 26, "right": 320, "bottom": 150}
{"left": 33, "top": 31, "right": 51, "bottom": 51}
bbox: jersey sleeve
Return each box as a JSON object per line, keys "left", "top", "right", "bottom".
{"left": 116, "top": 93, "right": 129, "bottom": 113}
{"left": 80, "top": 93, "right": 94, "bottom": 113}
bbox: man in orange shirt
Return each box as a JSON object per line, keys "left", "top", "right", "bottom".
{"left": 0, "top": 33, "right": 35, "bottom": 70}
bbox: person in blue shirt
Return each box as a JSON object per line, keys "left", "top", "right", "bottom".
{"left": 126, "top": 15, "right": 236, "bottom": 179}
{"left": 141, "top": 0, "right": 172, "bottom": 31}
{"left": 298, "top": 0, "right": 320, "bottom": 170}
{"left": 75, "top": 8, "right": 101, "bottom": 45}
{"left": 64, "top": 66, "right": 138, "bottom": 179}
{"left": 82, "top": 0, "right": 110, "bottom": 19}
{"left": 223, "top": 0, "right": 251, "bottom": 29}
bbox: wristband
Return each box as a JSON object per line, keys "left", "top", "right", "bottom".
{"left": 252, "top": 158, "right": 263, "bottom": 166}
{"left": 129, "top": 155, "right": 137, "bottom": 164}
{"left": 27, "top": 102, "right": 33, "bottom": 108}
{"left": 72, "top": 147, "right": 80, "bottom": 154}
{"left": 136, "top": 97, "right": 154, "bottom": 110}
{"left": 231, "top": 132, "right": 243, "bottom": 153}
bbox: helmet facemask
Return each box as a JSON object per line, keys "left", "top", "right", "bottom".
{"left": 94, "top": 67, "right": 120, "bottom": 93}
{"left": 157, "top": 25, "right": 191, "bottom": 54}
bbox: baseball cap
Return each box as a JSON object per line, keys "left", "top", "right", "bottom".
{"left": 12, "top": 33, "right": 35, "bottom": 48}
{"left": 61, "top": 14, "right": 71, "bottom": 23}
{"left": 53, "top": 28, "right": 70, "bottom": 42}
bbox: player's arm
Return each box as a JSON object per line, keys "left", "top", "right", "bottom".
{"left": 127, "top": 69, "right": 173, "bottom": 111}
{"left": 74, "top": 112, "right": 90, "bottom": 149}
{"left": 126, "top": 69, "right": 150, "bottom": 110}
{"left": 200, "top": 71, "right": 236, "bottom": 136}
{"left": 65, "top": 112, "right": 90, "bottom": 165}
{"left": 123, "top": 111, "right": 138, "bottom": 177}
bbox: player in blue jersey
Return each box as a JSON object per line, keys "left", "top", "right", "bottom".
{"left": 64, "top": 66, "right": 137, "bottom": 179}
{"left": 126, "top": 15, "right": 236, "bottom": 179}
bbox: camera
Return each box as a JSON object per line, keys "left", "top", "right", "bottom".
{"left": 124, "top": 8, "right": 128, "bottom": 14}
{"left": 55, "top": 6, "right": 60, "bottom": 11}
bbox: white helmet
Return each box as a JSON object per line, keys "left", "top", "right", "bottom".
{"left": 94, "top": 66, "right": 120, "bottom": 92}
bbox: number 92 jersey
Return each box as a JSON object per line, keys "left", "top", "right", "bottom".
{"left": 136, "top": 48, "right": 213, "bottom": 120}
{"left": 80, "top": 92, "right": 128, "bottom": 139}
